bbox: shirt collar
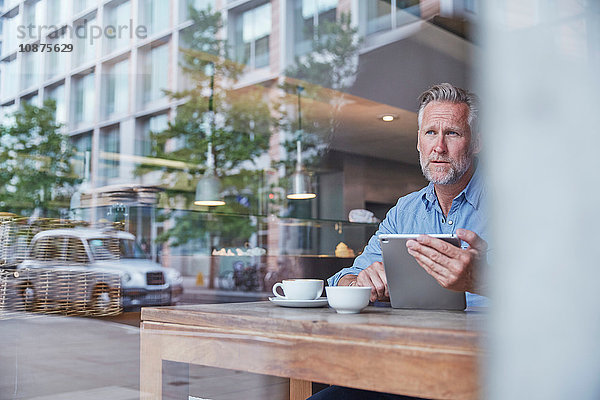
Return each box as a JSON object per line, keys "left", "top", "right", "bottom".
{"left": 421, "top": 166, "right": 485, "bottom": 210}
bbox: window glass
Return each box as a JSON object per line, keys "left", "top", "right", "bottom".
{"left": 136, "top": 113, "right": 167, "bottom": 156}
{"left": 47, "top": 32, "right": 68, "bottom": 79}
{"left": 66, "top": 237, "right": 89, "bottom": 263}
{"left": 142, "top": 44, "right": 168, "bottom": 105}
{"left": 72, "top": 73, "right": 95, "bottom": 127}
{"left": 74, "top": 16, "right": 98, "bottom": 67}
{"left": 46, "top": 84, "right": 67, "bottom": 125}
{"left": 100, "top": 125, "right": 120, "bottom": 180}
{"left": 104, "top": 1, "right": 131, "bottom": 54}
{"left": 140, "top": 0, "right": 170, "bottom": 35}
{"left": 87, "top": 238, "right": 120, "bottom": 260}
{"left": 235, "top": 2, "right": 271, "bottom": 69}
{"left": 74, "top": 0, "right": 95, "bottom": 15}
{"left": 21, "top": 51, "right": 39, "bottom": 91}
{"left": 104, "top": 58, "right": 129, "bottom": 118}
{"left": 366, "top": 0, "right": 392, "bottom": 35}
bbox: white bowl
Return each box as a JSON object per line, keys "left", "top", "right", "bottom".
{"left": 325, "top": 286, "right": 371, "bottom": 314}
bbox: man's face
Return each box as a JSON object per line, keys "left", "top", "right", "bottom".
{"left": 417, "top": 101, "right": 478, "bottom": 185}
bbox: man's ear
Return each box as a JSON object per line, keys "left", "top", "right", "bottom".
{"left": 416, "top": 130, "right": 421, "bottom": 152}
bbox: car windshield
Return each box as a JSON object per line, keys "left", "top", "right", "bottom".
{"left": 87, "top": 238, "right": 120, "bottom": 260}
{"left": 119, "top": 239, "right": 150, "bottom": 259}
{"left": 88, "top": 238, "right": 150, "bottom": 260}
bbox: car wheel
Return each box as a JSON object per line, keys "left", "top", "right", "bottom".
{"left": 20, "top": 283, "right": 38, "bottom": 312}
{"left": 89, "top": 285, "right": 117, "bottom": 315}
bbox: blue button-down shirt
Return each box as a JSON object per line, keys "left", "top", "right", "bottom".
{"left": 329, "top": 169, "right": 489, "bottom": 307}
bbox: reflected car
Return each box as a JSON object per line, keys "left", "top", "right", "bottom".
{"left": 15, "top": 228, "right": 183, "bottom": 312}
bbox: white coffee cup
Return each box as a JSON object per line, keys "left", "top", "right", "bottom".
{"left": 325, "top": 286, "right": 371, "bottom": 314}
{"left": 272, "top": 279, "right": 324, "bottom": 300}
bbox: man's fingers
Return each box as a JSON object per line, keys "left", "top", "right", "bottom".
{"left": 456, "top": 229, "right": 488, "bottom": 252}
{"left": 407, "top": 239, "right": 454, "bottom": 268}
{"left": 415, "top": 235, "right": 462, "bottom": 258}
{"left": 357, "top": 262, "right": 387, "bottom": 301}
{"left": 407, "top": 248, "right": 449, "bottom": 279}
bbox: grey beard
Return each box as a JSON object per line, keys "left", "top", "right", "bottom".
{"left": 420, "top": 153, "right": 471, "bottom": 185}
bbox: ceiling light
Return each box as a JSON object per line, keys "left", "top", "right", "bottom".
{"left": 381, "top": 115, "right": 395, "bottom": 122}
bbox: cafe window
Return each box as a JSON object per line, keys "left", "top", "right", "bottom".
{"left": 233, "top": 2, "right": 272, "bottom": 69}
{"left": 103, "top": 58, "right": 130, "bottom": 119}
{"left": 23, "top": 0, "right": 43, "bottom": 41}
{"left": 1, "top": 57, "right": 18, "bottom": 100}
{"left": 291, "top": 0, "right": 337, "bottom": 57}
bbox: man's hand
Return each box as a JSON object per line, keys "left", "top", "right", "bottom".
{"left": 338, "top": 262, "right": 389, "bottom": 302}
{"left": 406, "top": 229, "right": 487, "bottom": 294}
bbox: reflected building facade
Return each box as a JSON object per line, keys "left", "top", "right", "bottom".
{"left": 0, "top": 0, "right": 477, "bottom": 282}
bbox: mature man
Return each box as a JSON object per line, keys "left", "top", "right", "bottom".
{"left": 309, "top": 83, "right": 488, "bottom": 400}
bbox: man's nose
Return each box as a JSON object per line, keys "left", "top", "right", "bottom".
{"left": 433, "top": 135, "right": 447, "bottom": 153}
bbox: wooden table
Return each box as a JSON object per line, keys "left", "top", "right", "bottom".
{"left": 140, "top": 302, "right": 485, "bottom": 400}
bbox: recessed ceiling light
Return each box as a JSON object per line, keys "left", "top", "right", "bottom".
{"left": 381, "top": 114, "right": 395, "bottom": 122}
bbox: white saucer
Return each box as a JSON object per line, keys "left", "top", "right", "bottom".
{"left": 269, "top": 297, "right": 329, "bottom": 308}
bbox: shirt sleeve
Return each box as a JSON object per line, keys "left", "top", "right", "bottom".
{"left": 328, "top": 202, "right": 400, "bottom": 286}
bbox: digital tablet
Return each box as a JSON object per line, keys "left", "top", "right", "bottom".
{"left": 379, "top": 234, "right": 466, "bottom": 310}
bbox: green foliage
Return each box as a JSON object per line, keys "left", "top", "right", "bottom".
{"left": 136, "top": 5, "right": 274, "bottom": 248}
{"left": 0, "top": 100, "right": 77, "bottom": 216}
{"left": 278, "top": 12, "right": 362, "bottom": 175}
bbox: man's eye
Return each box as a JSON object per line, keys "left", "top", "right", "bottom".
{"left": 425, "top": 130, "right": 435, "bottom": 135}
{"left": 447, "top": 131, "right": 459, "bottom": 136}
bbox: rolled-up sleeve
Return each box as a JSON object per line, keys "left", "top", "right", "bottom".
{"left": 328, "top": 202, "right": 400, "bottom": 286}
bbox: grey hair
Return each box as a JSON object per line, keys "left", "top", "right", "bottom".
{"left": 417, "top": 83, "right": 479, "bottom": 135}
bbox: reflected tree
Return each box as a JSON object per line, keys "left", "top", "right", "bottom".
{"left": 278, "top": 12, "right": 362, "bottom": 216}
{"left": 0, "top": 100, "right": 77, "bottom": 217}
{"left": 135, "top": 5, "right": 274, "bottom": 248}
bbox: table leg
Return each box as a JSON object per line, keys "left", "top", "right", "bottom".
{"left": 290, "top": 378, "right": 312, "bottom": 400}
{"left": 140, "top": 328, "right": 163, "bottom": 400}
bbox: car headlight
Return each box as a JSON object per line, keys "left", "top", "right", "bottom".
{"left": 166, "top": 269, "right": 183, "bottom": 284}
{"left": 122, "top": 273, "right": 132, "bottom": 283}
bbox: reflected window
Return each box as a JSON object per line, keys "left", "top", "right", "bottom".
{"left": 47, "top": 0, "right": 69, "bottom": 27}
{"left": 21, "top": 51, "right": 39, "bottom": 91}
{"left": 46, "top": 31, "right": 68, "bottom": 79}
{"left": 292, "top": 0, "right": 337, "bottom": 57}
{"left": 364, "top": 0, "right": 420, "bottom": 35}
{"left": 139, "top": 0, "right": 170, "bottom": 36}
{"left": 120, "top": 239, "right": 150, "bottom": 259}
{"left": 72, "top": 72, "right": 95, "bottom": 127}
{"left": 104, "top": 58, "right": 129, "bottom": 119}
{"left": 88, "top": 238, "right": 120, "bottom": 260}
{"left": 74, "top": 0, "right": 95, "bottom": 15}
{"left": 233, "top": 2, "right": 271, "bottom": 69}
{"left": 32, "top": 237, "right": 66, "bottom": 261}
{"left": 71, "top": 131, "right": 92, "bottom": 177}
{"left": 100, "top": 125, "right": 120, "bottom": 180}
{"left": 73, "top": 16, "right": 98, "bottom": 67}
{"left": 24, "top": 0, "right": 43, "bottom": 41}
{"left": 136, "top": 113, "right": 168, "bottom": 156}
{"left": 104, "top": 1, "right": 131, "bottom": 54}
{"left": 46, "top": 83, "right": 67, "bottom": 125}
{"left": 21, "top": 93, "right": 39, "bottom": 107}
{"left": 180, "top": 0, "right": 215, "bottom": 21}
{"left": 1, "top": 57, "right": 18, "bottom": 100}
{"left": 66, "top": 237, "right": 89, "bottom": 264}
{"left": 141, "top": 43, "right": 169, "bottom": 106}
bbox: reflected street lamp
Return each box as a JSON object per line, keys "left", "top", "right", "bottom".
{"left": 287, "top": 85, "right": 316, "bottom": 200}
